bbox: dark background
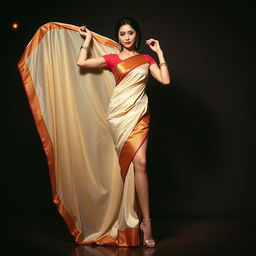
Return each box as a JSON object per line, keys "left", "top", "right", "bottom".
{"left": 2, "top": 0, "right": 255, "bottom": 235}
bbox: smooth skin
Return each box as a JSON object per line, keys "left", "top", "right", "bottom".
{"left": 77, "top": 24, "right": 171, "bottom": 247}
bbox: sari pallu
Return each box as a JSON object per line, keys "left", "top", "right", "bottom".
{"left": 18, "top": 22, "right": 150, "bottom": 247}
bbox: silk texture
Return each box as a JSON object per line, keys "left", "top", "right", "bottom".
{"left": 18, "top": 22, "right": 151, "bottom": 247}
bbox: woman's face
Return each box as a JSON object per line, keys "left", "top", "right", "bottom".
{"left": 118, "top": 24, "right": 137, "bottom": 50}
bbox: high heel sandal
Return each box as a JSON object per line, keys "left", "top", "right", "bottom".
{"left": 140, "top": 218, "right": 156, "bottom": 247}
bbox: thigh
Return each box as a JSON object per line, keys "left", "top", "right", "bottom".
{"left": 133, "top": 137, "right": 148, "bottom": 163}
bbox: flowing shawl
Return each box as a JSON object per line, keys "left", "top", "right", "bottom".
{"left": 18, "top": 22, "right": 151, "bottom": 247}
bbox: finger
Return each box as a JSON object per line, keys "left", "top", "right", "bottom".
{"left": 85, "top": 28, "right": 91, "bottom": 33}
{"left": 147, "top": 41, "right": 156, "bottom": 47}
{"left": 81, "top": 25, "right": 87, "bottom": 31}
{"left": 146, "top": 39, "right": 154, "bottom": 43}
{"left": 146, "top": 38, "right": 156, "bottom": 42}
{"left": 146, "top": 39, "right": 157, "bottom": 46}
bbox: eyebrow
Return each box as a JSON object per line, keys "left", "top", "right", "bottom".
{"left": 119, "top": 30, "right": 135, "bottom": 33}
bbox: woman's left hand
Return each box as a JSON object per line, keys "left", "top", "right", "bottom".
{"left": 146, "top": 38, "right": 162, "bottom": 52}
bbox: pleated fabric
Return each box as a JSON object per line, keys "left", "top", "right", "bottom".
{"left": 18, "top": 22, "right": 151, "bottom": 246}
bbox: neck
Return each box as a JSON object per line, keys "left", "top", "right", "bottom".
{"left": 120, "top": 47, "right": 137, "bottom": 56}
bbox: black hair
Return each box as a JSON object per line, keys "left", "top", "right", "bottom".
{"left": 115, "top": 16, "right": 142, "bottom": 50}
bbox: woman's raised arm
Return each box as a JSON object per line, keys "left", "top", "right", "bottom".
{"left": 146, "top": 38, "right": 171, "bottom": 85}
{"left": 76, "top": 26, "right": 106, "bottom": 68}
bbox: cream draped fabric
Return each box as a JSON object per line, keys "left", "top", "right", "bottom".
{"left": 18, "top": 22, "right": 151, "bottom": 246}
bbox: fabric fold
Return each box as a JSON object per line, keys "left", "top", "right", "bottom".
{"left": 18, "top": 22, "right": 151, "bottom": 246}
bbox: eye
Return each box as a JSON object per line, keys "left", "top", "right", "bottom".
{"left": 120, "top": 33, "right": 125, "bottom": 36}
{"left": 129, "top": 31, "right": 134, "bottom": 35}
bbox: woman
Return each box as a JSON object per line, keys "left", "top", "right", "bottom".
{"left": 18, "top": 17, "right": 170, "bottom": 248}
{"left": 77, "top": 17, "right": 171, "bottom": 247}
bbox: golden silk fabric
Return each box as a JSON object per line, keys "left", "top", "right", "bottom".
{"left": 18, "top": 22, "right": 150, "bottom": 246}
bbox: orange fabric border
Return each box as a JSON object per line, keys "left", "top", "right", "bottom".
{"left": 113, "top": 55, "right": 149, "bottom": 85}
{"left": 17, "top": 28, "right": 83, "bottom": 244}
{"left": 19, "top": 22, "right": 119, "bottom": 62}
{"left": 78, "top": 227, "right": 140, "bottom": 247}
{"left": 17, "top": 22, "right": 138, "bottom": 246}
{"left": 119, "top": 112, "right": 150, "bottom": 182}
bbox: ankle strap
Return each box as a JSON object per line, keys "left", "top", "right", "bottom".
{"left": 142, "top": 218, "right": 152, "bottom": 222}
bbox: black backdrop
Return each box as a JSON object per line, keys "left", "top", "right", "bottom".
{"left": 2, "top": 0, "right": 256, "bottom": 224}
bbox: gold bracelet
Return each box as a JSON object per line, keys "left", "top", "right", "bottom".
{"left": 159, "top": 62, "right": 168, "bottom": 67}
{"left": 80, "top": 45, "right": 89, "bottom": 51}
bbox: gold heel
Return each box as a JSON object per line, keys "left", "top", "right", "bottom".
{"left": 139, "top": 218, "right": 156, "bottom": 247}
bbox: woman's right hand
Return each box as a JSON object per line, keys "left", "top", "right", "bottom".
{"left": 79, "top": 25, "right": 92, "bottom": 40}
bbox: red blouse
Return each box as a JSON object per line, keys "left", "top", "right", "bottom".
{"left": 103, "top": 54, "right": 156, "bottom": 73}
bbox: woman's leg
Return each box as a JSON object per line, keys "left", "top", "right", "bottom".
{"left": 133, "top": 137, "right": 154, "bottom": 242}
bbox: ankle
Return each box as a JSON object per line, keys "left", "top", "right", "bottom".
{"left": 142, "top": 218, "right": 152, "bottom": 222}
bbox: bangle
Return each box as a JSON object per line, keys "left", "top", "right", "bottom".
{"left": 159, "top": 62, "right": 168, "bottom": 67}
{"left": 80, "top": 45, "right": 89, "bottom": 51}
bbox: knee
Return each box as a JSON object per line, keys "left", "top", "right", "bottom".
{"left": 134, "top": 157, "right": 147, "bottom": 171}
